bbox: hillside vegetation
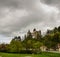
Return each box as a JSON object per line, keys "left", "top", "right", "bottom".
{"left": 0, "top": 26, "right": 60, "bottom": 53}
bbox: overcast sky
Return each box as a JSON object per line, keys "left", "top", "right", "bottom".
{"left": 0, "top": 0, "right": 60, "bottom": 43}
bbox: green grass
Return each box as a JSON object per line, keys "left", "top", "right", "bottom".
{"left": 0, "top": 52, "right": 60, "bottom": 57}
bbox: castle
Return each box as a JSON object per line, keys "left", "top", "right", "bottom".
{"left": 26, "top": 28, "right": 41, "bottom": 39}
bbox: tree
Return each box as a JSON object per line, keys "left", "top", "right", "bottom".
{"left": 32, "top": 41, "right": 42, "bottom": 49}
{"left": 53, "top": 27, "right": 58, "bottom": 33}
{"left": 43, "top": 32, "right": 60, "bottom": 49}
{"left": 52, "top": 32, "right": 60, "bottom": 44}
{"left": 13, "top": 36, "right": 21, "bottom": 41}
{"left": 43, "top": 34, "right": 56, "bottom": 49}
{"left": 26, "top": 30, "right": 32, "bottom": 39}
{"left": 0, "top": 44, "right": 8, "bottom": 52}
{"left": 9, "top": 39, "right": 23, "bottom": 53}
{"left": 43, "top": 35, "right": 51, "bottom": 48}
{"left": 58, "top": 26, "right": 60, "bottom": 32}
{"left": 32, "top": 41, "right": 43, "bottom": 53}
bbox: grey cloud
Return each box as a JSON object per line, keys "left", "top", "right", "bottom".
{"left": 0, "top": 0, "right": 60, "bottom": 37}
{"left": 41, "top": 0, "right": 60, "bottom": 4}
{"left": 0, "top": 0, "right": 37, "bottom": 10}
{"left": 41, "top": 0, "right": 60, "bottom": 8}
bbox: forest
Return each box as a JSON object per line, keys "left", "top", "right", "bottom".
{"left": 0, "top": 26, "right": 60, "bottom": 54}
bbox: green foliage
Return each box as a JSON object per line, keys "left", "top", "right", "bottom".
{"left": 58, "top": 26, "right": 60, "bottom": 32}
{"left": 9, "top": 40, "right": 23, "bottom": 53}
{"left": 42, "top": 26, "right": 60, "bottom": 49}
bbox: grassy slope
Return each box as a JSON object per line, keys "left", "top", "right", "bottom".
{"left": 0, "top": 52, "right": 60, "bottom": 57}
